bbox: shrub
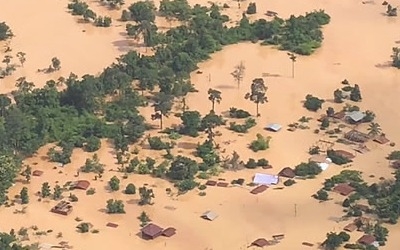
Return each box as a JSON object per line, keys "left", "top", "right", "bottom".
{"left": 250, "top": 134, "right": 271, "bottom": 152}
{"left": 257, "top": 158, "right": 269, "bottom": 166}
{"left": 342, "top": 198, "right": 351, "bottom": 207}
{"left": 338, "top": 231, "right": 350, "bottom": 242}
{"left": 108, "top": 176, "right": 120, "bottom": 191}
{"left": 176, "top": 179, "right": 198, "bottom": 192}
{"left": 283, "top": 179, "right": 296, "bottom": 186}
{"left": 198, "top": 184, "right": 207, "bottom": 190}
{"left": 106, "top": 199, "right": 125, "bottom": 213}
{"left": 308, "top": 146, "right": 320, "bottom": 155}
{"left": 327, "top": 150, "right": 352, "bottom": 165}
{"left": 229, "top": 118, "right": 256, "bottom": 133}
{"left": 313, "top": 189, "right": 329, "bottom": 201}
{"left": 148, "top": 136, "right": 172, "bottom": 150}
{"left": 229, "top": 107, "right": 251, "bottom": 118}
{"left": 125, "top": 183, "right": 136, "bottom": 194}
{"left": 86, "top": 188, "right": 96, "bottom": 195}
{"left": 387, "top": 150, "right": 400, "bottom": 160}
{"left": 245, "top": 158, "right": 258, "bottom": 169}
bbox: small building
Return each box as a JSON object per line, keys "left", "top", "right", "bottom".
{"left": 272, "top": 234, "right": 285, "bottom": 241}
{"left": 373, "top": 134, "right": 389, "bottom": 144}
{"left": 358, "top": 235, "right": 376, "bottom": 245}
{"left": 278, "top": 167, "right": 295, "bottom": 178}
{"left": 216, "top": 182, "right": 229, "bottom": 187}
{"left": 346, "top": 111, "right": 365, "bottom": 123}
{"left": 332, "top": 110, "right": 346, "bottom": 119}
{"left": 333, "top": 183, "right": 355, "bottom": 196}
{"left": 201, "top": 211, "right": 218, "bottom": 221}
{"left": 251, "top": 238, "right": 270, "bottom": 247}
{"left": 51, "top": 201, "right": 73, "bottom": 216}
{"left": 106, "top": 222, "right": 118, "bottom": 228}
{"left": 141, "top": 223, "right": 164, "bottom": 240}
{"left": 205, "top": 180, "right": 217, "bottom": 186}
{"left": 253, "top": 173, "right": 279, "bottom": 185}
{"left": 265, "top": 123, "right": 282, "bottom": 132}
{"left": 162, "top": 227, "right": 176, "bottom": 237}
{"left": 343, "top": 223, "right": 358, "bottom": 232}
{"left": 32, "top": 170, "right": 44, "bottom": 177}
{"left": 265, "top": 11, "right": 278, "bottom": 17}
{"left": 334, "top": 150, "right": 355, "bottom": 160}
{"left": 344, "top": 130, "right": 370, "bottom": 143}
{"left": 309, "top": 155, "right": 329, "bottom": 164}
{"left": 71, "top": 180, "right": 90, "bottom": 190}
{"left": 250, "top": 185, "right": 268, "bottom": 194}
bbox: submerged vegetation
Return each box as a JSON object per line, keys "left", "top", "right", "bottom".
{"left": 0, "top": 2, "right": 330, "bottom": 205}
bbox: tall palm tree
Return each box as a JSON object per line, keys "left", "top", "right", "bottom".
{"left": 287, "top": 52, "right": 297, "bottom": 78}
{"left": 245, "top": 78, "right": 268, "bottom": 117}
{"left": 231, "top": 61, "right": 245, "bottom": 88}
{"left": 368, "top": 122, "right": 382, "bottom": 137}
{"left": 207, "top": 88, "right": 222, "bottom": 112}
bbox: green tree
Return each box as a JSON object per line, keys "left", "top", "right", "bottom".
{"left": 127, "top": 1, "right": 156, "bottom": 23}
{"left": 180, "top": 111, "right": 201, "bottom": 137}
{"left": 0, "top": 94, "right": 11, "bottom": 117}
{"left": 367, "top": 122, "right": 382, "bottom": 137}
{"left": 106, "top": 199, "right": 125, "bottom": 213}
{"left": 83, "top": 9, "right": 97, "bottom": 22}
{"left": 323, "top": 232, "right": 343, "bottom": 250}
{"left": 138, "top": 186, "right": 155, "bottom": 205}
{"left": 21, "top": 165, "right": 31, "bottom": 183}
{"left": 168, "top": 155, "right": 199, "bottom": 180}
{"left": 20, "top": 187, "right": 29, "bottom": 204}
{"left": 333, "top": 89, "right": 343, "bottom": 103}
{"left": 207, "top": 88, "right": 221, "bottom": 112}
{"left": 151, "top": 93, "right": 173, "bottom": 129}
{"left": 138, "top": 211, "right": 150, "bottom": 226}
{"left": 304, "top": 94, "right": 324, "bottom": 111}
{"left": 77, "top": 222, "right": 90, "bottom": 233}
{"left": 287, "top": 52, "right": 297, "bottom": 78}
{"left": 246, "top": 2, "right": 257, "bottom": 14}
{"left": 41, "top": 182, "right": 51, "bottom": 198}
{"left": 350, "top": 84, "right": 362, "bottom": 102}
{"left": 245, "top": 78, "right": 268, "bottom": 117}
{"left": 109, "top": 176, "right": 120, "bottom": 191}
{"left": 2, "top": 55, "right": 12, "bottom": 67}
{"left": 0, "top": 22, "right": 13, "bottom": 40}
{"left": 0, "top": 155, "right": 21, "bottom": 204}
{"left": 53, "top": 185, "right": 63, "bottom": 200}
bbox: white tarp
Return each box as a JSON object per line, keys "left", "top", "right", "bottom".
{"left": 253, "top": 173, "right": 279, "bottom": 185}
{"left": 318, "top": 158, "right": 332, "bottom": 171}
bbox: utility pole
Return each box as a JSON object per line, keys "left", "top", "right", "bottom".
{"left": 287, "top": 52, "right": 297, "bottom": 78}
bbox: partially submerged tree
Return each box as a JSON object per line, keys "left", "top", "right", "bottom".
{"left": 0, "top": 22, "right": 13, "bottom": 40}
{"left": 244, "top": 78, "right": 268, "bottom": 117}
{"left": 367, "top": 122, "right": 382, "bottom": 137}
{"left": 287, "top": 52, "right": 297, "bottom": 78}
{"left": 207, "top": 88, "right": 222, "bottom": 112}
{"left": 231, "top": 61, "right": 245, "bottom": 88}
{"left": 151, "top": 93, "right": 173, "bottom": 129}
{"left": 16, "top": 52, "right": 26, "bottom": 67}
{"left": 138, "top": 186, "right": 155, "bottom": 205}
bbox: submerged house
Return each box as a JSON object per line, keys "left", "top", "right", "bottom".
{"left": 253, "top": 173, "right": 279, "bottom": 185}
{"left": 344, "top": 130, "right": 370, "bottom": 143}
{"left": 51, "top": 201, "right": 73, "bottom": 216}
{"left": 345, "top": 111, "right": 366, "bottom": 124}
{"left": 201, "top": 211, "right": 219, "bottom": 221}
{"left": 141, "top": 223, "right": 164, "bottom": 240}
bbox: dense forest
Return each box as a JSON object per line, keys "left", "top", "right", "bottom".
{"left": 0, "top": 2, "right": 330, "bottom": 205}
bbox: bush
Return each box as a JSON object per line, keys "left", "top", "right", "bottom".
{"left": 308, "top": 146, "right": 320, "bottom": 155}
{"left": 304, "top": 94, "right": 324, "bottom": 111}
{"left": 176, "top": 179, "right": 198, "bottom": 192}
{"left": 313, "top": 189, "right": 329, "bottom": 201}
{"left": 245, "top": 158, "right": 258, "bottom": 169}
{"left": 106, "top": 199, "right": 125, "bottom": 214}
{"left": 229, "top": 107, "right": 251, "bottom": 118}
{"left": 257, "top": 158, "right": 269, "bottom": 166}
{"left": 86, "top": 188, "right": 96, "bottom": 195}
{"left": 108, "top": 176, "right": 120, "bottom": 191}
{"left": 125, "top": 183, "right": 136, "bottom": 194}
{"left": 84, "top": 136, "right": 101, "bottom": 152}
{"left": 338, "top": 231, "right": 350, "bottom": 242}
{"left": 148, "top": 136, "right": 172, "bottom": 150}
{"left": 250, "top": 134, "right": 271, "bottom": 152}
{"left": 229, "top": 118, "right": 256, "bottom": 133}
{"left": 283, "top": 179, "right": 296, "bottom": 186}
{"left": 198, "top": 184, "right": 207, "bottom": 190}
{"left": 342, "top": 198, "right": 351, "bottom": 207}
{"left": 387, "top": 150, "right": 400, "bottom": 160}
